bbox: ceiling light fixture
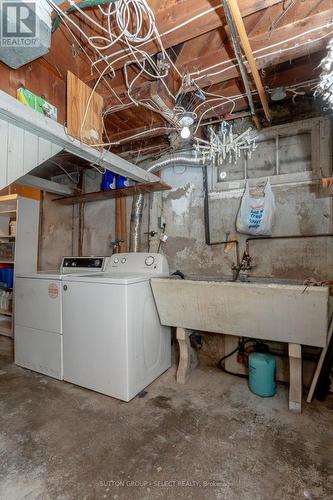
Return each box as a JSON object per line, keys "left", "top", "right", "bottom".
{"left": 178, "top": 111, "right": 195, "bottom": 140}
{"left": 194, "top": 122, "right": 257, "bottom": 165}
{"left": 180, "top": 126, "right": 191, "bottom": 139}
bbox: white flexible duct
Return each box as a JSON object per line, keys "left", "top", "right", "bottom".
{"left": 129, "top": 153, "right": 205, "bottom": 252}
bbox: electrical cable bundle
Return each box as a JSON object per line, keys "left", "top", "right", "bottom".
{"left": 46, "top": 0, "right": 329, "bottom": 152}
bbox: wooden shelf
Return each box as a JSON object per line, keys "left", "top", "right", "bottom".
{"left": 0, "top": 309, "right": 12, "bottom": 317}
{"left": 54, "top": 181, "right": 171, "bottom": 205}
{"left": 0, "top": 210, "right": 16, "bottom": 216}
{"left": 0, "top": 260, "right": 14, "bottom": 264}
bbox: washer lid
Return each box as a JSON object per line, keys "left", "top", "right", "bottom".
{"left": 63, "top": 272, "right": 151, "bottom": 285}
{"left": 16, "top": 271, "right": 63, "bottom": 280}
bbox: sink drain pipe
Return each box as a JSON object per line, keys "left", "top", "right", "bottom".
{"left": 130, "top": 154, "right": 205, "bottom": 252}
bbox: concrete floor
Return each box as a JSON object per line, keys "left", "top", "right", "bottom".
{"left": 0, "top": 336, "right": 332, "bottom": 500}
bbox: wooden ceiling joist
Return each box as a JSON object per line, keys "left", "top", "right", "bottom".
{"left": 82, "top": 0, "right": 283, "bottom": 82}
{"left": 105, "top": 51, "right": 323, "bottom": 145}
{"left": 6, "top": 0, "right": 329, "bottom": 152}
{"left": 178, "top": 7, "right": 333, "bottom": 89}
{"left": 99, "top": 5, "right": 333, "bottom": 129}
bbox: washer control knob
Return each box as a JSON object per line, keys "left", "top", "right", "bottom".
{"left": 145, "top": 256, "right": 155, "bottom": 266}
{"left": 114, "top": 257, "right": 119, "bottom": 264}
{"left": 121, "top": 258, "right": 126, "bottom": 264}
{"left": 94, "top": 259, "right": 101, "bottom": 267}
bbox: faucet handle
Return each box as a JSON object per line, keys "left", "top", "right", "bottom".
{"left": 249, "top": 256, "right": 256, "bottom": 269}
{"left": 241, "top": 252, "right": 253, "bottom": 271}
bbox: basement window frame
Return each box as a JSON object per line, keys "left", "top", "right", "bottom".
{"left": 211, "top": 116, "right": 332, "bottom": 193}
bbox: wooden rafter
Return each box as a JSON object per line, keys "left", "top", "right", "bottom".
{"left": 98, "top": 5, "right": 333, "bottom": 109}
{"left": 2, "top": 0, "right": 328, "bottom": 153}
{"left": 82, "top": 0, "right": 283, "bottom": 82}
{"left": 105, "top": 52, "right": 323, "bottom": 143}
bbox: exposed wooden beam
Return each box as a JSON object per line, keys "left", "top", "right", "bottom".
{"left": 100, "top": 6, "right": 332, "bottom": 116}
{"left": 83, "top": 0, "right": 283, "bottom": 82}
{"left": 179, "top": 7, "right": 333, "bottom": 88}
{"left": 105, "top": 53, "right": 321, "bottom": 144}
{"left": 265, "top": 51, "right": 324, "bottom": 88}
{"left": 225, "top": 0, "right": 271, "bottom": 122}
{"left": 107, "top": 123, "right": 172, "bottom": 144}
{"left": 55, "top": 181, "right": 171, "bottom": 205}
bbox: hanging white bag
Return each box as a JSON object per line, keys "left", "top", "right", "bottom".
{"left": 236, "top": 178, "right": 275, "bottom": 235}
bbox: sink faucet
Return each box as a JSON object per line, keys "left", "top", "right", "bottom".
{"left": 111, "top": 239, "right": 124, "bottom": 254}
{"left": 232, "top": 250, "right": 253, "bottom": 281}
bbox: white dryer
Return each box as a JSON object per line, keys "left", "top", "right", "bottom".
{"left": 15, "top": 257, "right": 109, "bottom": 380}
{"left": 62, "top": 253, "right": 171, "bottom": 401}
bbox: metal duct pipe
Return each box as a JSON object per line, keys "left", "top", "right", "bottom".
{"left": 129, "top": 154, "right": 205, "bottom": 252}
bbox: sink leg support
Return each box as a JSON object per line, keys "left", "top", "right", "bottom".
{"left": 176, "top": 327, "right": 198, "bottom": 384}
{"left": 288, "top": 343, "right": 302, "bottom": 413}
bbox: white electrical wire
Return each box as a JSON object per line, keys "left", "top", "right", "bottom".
{"left": 90, "top": 126, "right": 175, "bottom": 147}
{"left": 48, "top": 0, "right": 179, "bottom": 145}
{"left": 47, "top": 0, "right": 330, "bottom": 150}
{"left": 192, "top": 77, "right": 318, "bottom": 133}
{"left": 92, "top": 4, "right": 222, "bottom": 68}
{"left": 58, "top": 1, "right": 181, "bottom": 123}
{"left": 191, "top": 21, "right": 333, "bottom": 81}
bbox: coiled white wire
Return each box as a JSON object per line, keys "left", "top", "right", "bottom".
{"left": 115, "top": 0, "right": 155, "bottom": 43}
{"left": 47, "top": 0, "right": 326, "bottom": 150}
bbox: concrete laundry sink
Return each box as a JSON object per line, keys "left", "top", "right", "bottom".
{"left": 151, "top": 276, "right": 331, "bottom": 347}
{"left": 151, "top": 276, "right": 332, "bottom": 412}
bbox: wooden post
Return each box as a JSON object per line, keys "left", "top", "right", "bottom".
{"left": 176, "top": 327, "right": 191, "bottom": 384}
{"left": 116, "top": 197, "right": 128, "bottom": 253}
{"left": 176, "top": 327, "right": 198, "bottom": 384}
{"left": 288, "top": 343, "right": 302, "bottom": 412}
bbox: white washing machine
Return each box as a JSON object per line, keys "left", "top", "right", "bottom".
{"left": 15, "top": 257, "right": 109, "bottom": 380}
{"left": 62, "top": 253, "right": 171, "bottom": 402}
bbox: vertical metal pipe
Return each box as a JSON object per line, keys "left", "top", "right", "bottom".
{"left": 129, "top": 155, "right": 205, "bottom": 252}
{"left": 222, "top": 0, "right": 258, "bottom": 120}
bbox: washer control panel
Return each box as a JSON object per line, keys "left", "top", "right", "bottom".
{"left": 60, "top": 257, "right": 109, "bottom": 274}
{"left": 107, "top": 253, "right": 169, "bottom": 275}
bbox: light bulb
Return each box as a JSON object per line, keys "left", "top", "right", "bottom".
{"left": 180, "top": 126, "right": 191, "bottom": 139}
